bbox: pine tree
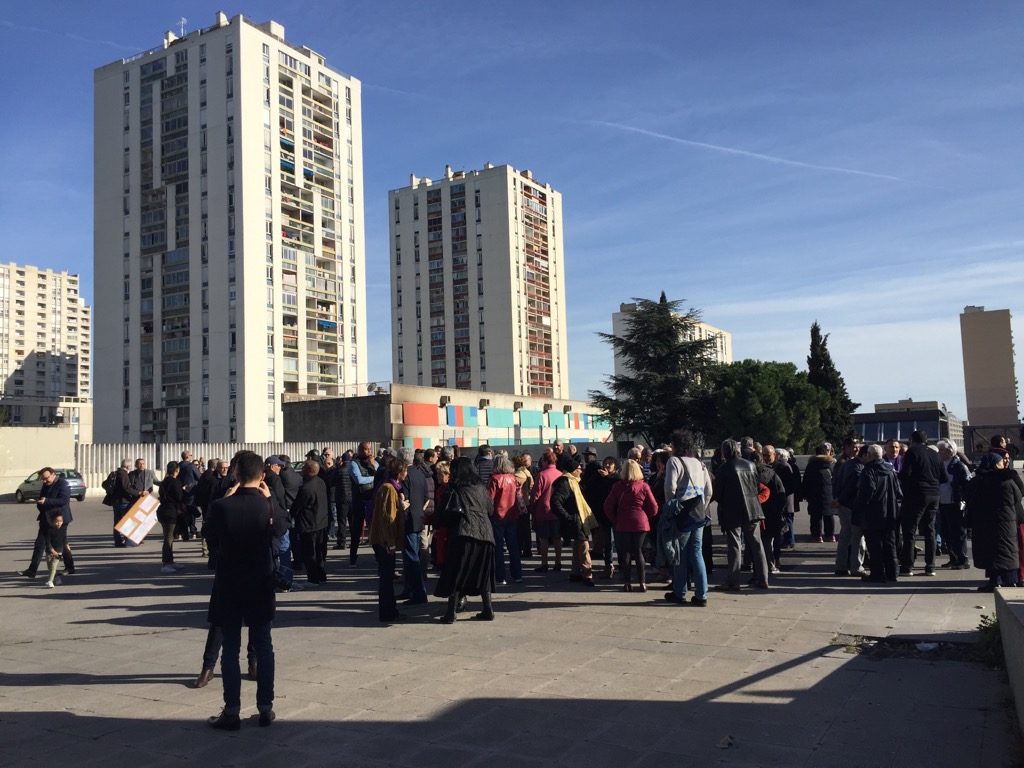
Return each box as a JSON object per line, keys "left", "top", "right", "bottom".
{"left": 806, "top": 321, "right": 859, "bottom": 442}
{"left": 589, "top": 293, "right": 716, "bottom": 447}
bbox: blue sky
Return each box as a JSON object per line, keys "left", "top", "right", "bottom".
{"left": 2, "top": 2, "right": 1022, "bottom": 420}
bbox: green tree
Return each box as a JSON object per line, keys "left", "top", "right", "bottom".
{"left": 589, "top": 293, "right": 717, "bottom": 447}
{"left": 806, "top": 321, "right": 859, "bottom": 442}
{"left": 705, "top": 360, "right": 827, "bottom": 452}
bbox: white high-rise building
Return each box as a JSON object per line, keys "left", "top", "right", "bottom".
{"left": 94, "top": 13, "right": 366, "bottom": 442}
{"left": 0, "top": 263, "right": 91, "bottom": 430}
{"left": 389, "top": 164, "right": 569, "bottom": 398}
{"left": 611, "top": 302, "right": 733, "bottom": 378}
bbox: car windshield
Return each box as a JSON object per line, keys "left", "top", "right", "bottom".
{"left": 58, "top": 470, "right": 82, "bottom": 480}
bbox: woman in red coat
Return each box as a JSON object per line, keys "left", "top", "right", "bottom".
{"left": 603, "top": 459, "right": 658, "bottom": 591}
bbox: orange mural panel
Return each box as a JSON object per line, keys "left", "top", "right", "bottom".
{"left": 403, "top": 402, "right": 440, "bottom": 427}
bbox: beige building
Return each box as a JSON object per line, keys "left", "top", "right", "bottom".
{"left": 94, "top": 12, "right": 366, "bottom": 443}
{"left": 0, "top": 263, "right": 92, "bottom": 437}
{"left": 611, "top": 302, "right": 732, "bottom": 378}
{"left": 960, "top": 306, "right": 1019, "bottom": 425}
{"left": 389, "top": 164, "right": 569, "bottom": 398}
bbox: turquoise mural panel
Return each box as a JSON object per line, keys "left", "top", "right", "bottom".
{"left": 486, "top": 407, "right": 515, "bottom": 428}
{"left": 519, "top": 409, "right": 545, "bottom": 428}
{"left": 547, "top": 412, "right": 567, "bottom": 428}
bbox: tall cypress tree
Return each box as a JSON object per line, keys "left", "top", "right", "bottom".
{"left": 589, "top": 293, "right": 716, "bottom": 447}
{"left": 806, "top": 321, "right": 859, "bottom": 442}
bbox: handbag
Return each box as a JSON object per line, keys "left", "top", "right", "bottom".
{"left": 515, "top": 488, "right": 529, "bottom": 518}
{"left": 665, "top": 457, "right": 703, "bottom": 522}
{"left": 439, "top": 489, "right": 464, "bottom": 529}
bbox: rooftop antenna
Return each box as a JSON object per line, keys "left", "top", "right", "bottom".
{"left": 178, "top": 17, "right": 188, "bottom": 36}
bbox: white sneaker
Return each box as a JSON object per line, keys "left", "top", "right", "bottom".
{"left": 160, "top": 565, "right": 177, "bottom": 574}
{"left": 45, "top": 581, "right": 55, "bottom": 589}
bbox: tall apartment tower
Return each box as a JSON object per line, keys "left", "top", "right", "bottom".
{"left": 389, "top": 164, "right": 569, "bottom": 397}
{"left": 610, "top": 302, "right": 733, "bottom": 379}
{"left": 94, "top": 13, "right": 366, "bottom": 442}
{"left": 960, "top": 305, "right": 1020, "bottom": 425}
{"left": 0, "top": 263, "right": 91, "bottom": 423}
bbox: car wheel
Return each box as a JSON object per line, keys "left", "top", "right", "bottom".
{"left": 15, "top": 490, "right": 24, "bottom": 503}
{"left": 76, "top": 495, "right": 85, "bottom": 502}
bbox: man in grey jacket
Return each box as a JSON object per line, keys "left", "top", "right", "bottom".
{"left": 713, "top": 439, "right": 769, "bottom": 590}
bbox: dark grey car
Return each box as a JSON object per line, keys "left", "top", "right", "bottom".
{"left": 15, "top": 469, "right": 87, "bottom": 503}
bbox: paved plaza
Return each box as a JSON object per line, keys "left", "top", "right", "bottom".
{"left": 1, "top": 498, "right": 1020, "bottom": 768}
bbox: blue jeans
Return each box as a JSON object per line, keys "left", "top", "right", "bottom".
{"left": 671, "top": 518, "right": 708, "bottom": 601}
{"left": 373, "top": 545, "right": 398, "bottom": 620}
{"left": 221, "top": 620, "right": 274, "bottom": 716}
{"left": 112, "top": 502, "right": 129, "bottom": 545}
{"left": 328, "top": 503, "right": 338, "bottom": 539}
{"left": 274, "top": 530, "right": 293, "bottom": 589}
{"left": 402, "top": 530, "right": 427, "bottom": 600}
{"left": 492, "top": 517, "right": 522, "bottom": 583}
{"left": 783, "top": 513, "right": 796, "bottom": 547}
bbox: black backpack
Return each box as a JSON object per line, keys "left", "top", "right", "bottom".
{"left": 101, "top": 471, "right": 118, "bottom": 506}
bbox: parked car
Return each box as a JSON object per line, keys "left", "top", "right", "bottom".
{"left": 15, "top": 469, "right": 87, "bottom": 503}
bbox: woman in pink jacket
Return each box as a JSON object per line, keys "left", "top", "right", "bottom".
{"left": 488, "top": 453, "right": 523, "bottom": 585}
{"left": 603, "top": 459, "right": 658, "bottom": 592}
{"left": 529, "top": 448, "right": 564, "bottom": 572}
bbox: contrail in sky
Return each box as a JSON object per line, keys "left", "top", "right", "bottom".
{"left": 0, "top": 19, "right": 136, "bottom": 52}
{"left": 586, "top": 119, "right": 911, "bottom": 183}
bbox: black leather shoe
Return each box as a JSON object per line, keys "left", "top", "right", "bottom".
{"left": 19, "top": 570, "right": 36, "bottom": 579}
{"left": 471, "top": 611, "right": 495, "bottom": 621}
{"left": 258, "top": 710, "right": 276, "bottom": 727}
{"left": 207, "top": 711, "right": 240, "bottom": 731}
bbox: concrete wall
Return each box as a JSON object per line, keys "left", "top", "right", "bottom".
{"left": 995, "top": 588, "right": 1024, "bottom": 742}
{"left": 0, "top": 427, "right": 78, "bottom": 495}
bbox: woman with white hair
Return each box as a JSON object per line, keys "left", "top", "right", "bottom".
{"left": 937, "top": 439, "right": 972, "bottom": 570}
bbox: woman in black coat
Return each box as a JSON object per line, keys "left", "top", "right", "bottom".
{"left": 802, "top": 443, "right": 836, "bottom": 542}
{"left": 434, "top": 458, "right": 496, "bottom": 623}
{"left": 970, "top": 449, "right": 1024, "bottom": 592}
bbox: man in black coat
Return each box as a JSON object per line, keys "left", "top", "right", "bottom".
{"left": 290, "top": 459, "right": 329, "bottom": 584}
{"left": 204, "top": 451, "right": 280, "bottom": 730}
{"left": 20, "top": 467, "right": 75, "bottom": 578}
{"left": 713, "top": 439, "right": 769, "bottom": 590}
{"left": 855, "top": 444, "right": 903, "bottom": 583}
{"left": 832, "top": 438, "right": 866, "bottom": 576}
{"left": 111, "top": 459, "right": 145, "bottom": 546}
{"left": 898, "top": 430, "right": 948, "bottom": 576}
{"left": 400, "top": 449, "right": 434, "bottom": 604}
{"left": 178, "top": 451, "right": 202, "bottom": 539}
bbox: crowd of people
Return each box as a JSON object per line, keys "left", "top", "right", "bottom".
{"left": 16, "top": 431, "right": 1024, "bottom": 727}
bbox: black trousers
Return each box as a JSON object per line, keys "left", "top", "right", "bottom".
{"left": 864, "top": 528, "right": 898, "bottom": 581}
{"left": 348, "top": 504, "right": 366, "bottom": 564}
{"left": 900, "top": 494, "right": 938, "bottom": 570}
{"left": 300, "top": 529, "right": 328, "bottom": 583}
{"left": 809, "top": 512, "right": 835, "bottom": 538}
{"left": 939, "top": 502, "right": 967, "bottom": 565}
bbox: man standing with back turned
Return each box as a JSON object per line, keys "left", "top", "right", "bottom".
{"left": 204, "top": 450, "right": 280, "bottom": 729}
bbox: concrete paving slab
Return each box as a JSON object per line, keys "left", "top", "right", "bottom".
{"left": 0, "top": 499, "right": 1019, "bottom": 768}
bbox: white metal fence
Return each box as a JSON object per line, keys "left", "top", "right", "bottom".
{"left": 76, "top": 441, "right": 367, "bottom": 491}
